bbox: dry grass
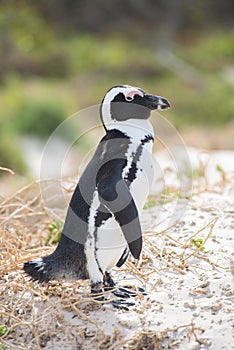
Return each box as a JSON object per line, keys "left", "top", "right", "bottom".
{"left": 0, "top": 172, "right": 232, "bottom": 349}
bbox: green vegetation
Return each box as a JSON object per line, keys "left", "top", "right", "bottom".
{"left": 182, "top": 32, "right": 234, "bottom": 71}
{"left": 0, "top": 2, "right": 233, "bottom": 175}
{"left": 191, "top": 238, "right": 206, "bottom": 251}
{"left": 216, "top": 163, "right": 227, "bottom": 183}
{"left": 46, "top": 219, "right": 64, "bottom": 245}
{"left": 0, "top": 133, "right": 26, "bottom": 174}
{"left": 15, "top": 100, "right": 67, "bottom": 138}
{"left": 0, "top": 325, "right": 7, "bottom": 336}
{"left": 143, "top": 198, "right": 157, "bottom": 209}
{"left": 0, "top": 76, "right": 76, "bottom": 174}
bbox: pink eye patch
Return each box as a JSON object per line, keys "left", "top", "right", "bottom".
{"left": 126, "top": 90, "right": 144, "bottom": 101}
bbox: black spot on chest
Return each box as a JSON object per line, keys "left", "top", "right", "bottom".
{"left": 125, "top": 134, "right": 154, "bottom": 184}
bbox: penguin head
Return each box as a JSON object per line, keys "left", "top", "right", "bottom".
{"left": 100, "top": 85, "right": 170, "bottom": 130}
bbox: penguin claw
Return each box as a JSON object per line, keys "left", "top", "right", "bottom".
{"left": 137, "top": 287, "right": 147, "bottom": 295}
{"left": 103, "top": 285, "right": 115, "bottom": 292}
{"left": 93, "top": 295, "right": 106, "bottom": 302}
{"left": 113, "top": 288, "right": 136, "bottom": 298}
{"left": 111, "top": 299, "right": 135, "bottom": 311}
{"left": 113, "top": 290, "right": 131, "bottom": 298}
{"left": 112, "top": 286, "right": 147, "bottom": 298}
{"left": 122, "top": 285, "right": 148, "bottom": 295}
{"left": 91, "top": 288, "right": 106, "bottom": 301}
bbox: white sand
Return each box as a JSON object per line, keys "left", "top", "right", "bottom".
{"left": 1, "top": 149, "right": 233, "bottom": 349}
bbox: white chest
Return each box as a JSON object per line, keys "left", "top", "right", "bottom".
{"left": 126, "top": 138, "right": 154, "bottom": 211}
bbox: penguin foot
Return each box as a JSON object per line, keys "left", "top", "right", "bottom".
{"left": 112, "top": 287, "right": 135, "bottom": 298}
{"left": 123, "top": 285, "right": 148, "bottom": 295}
{"left": 111, "top": 299, "right": 135, "bottom": 311}
{"left": 92, "top": 294, "right": 106, "bottom": 302}
{"left": 103, "top": 272, "right": 116, "bottom": 291}
{"left": 91, "top": 282, "right": 106, "bottom": 301}
{"left": 112, "top": 286, "right": 147, "bottom": 299}
{"left": 90, "top": 281, "right": 146, "bottom": 308}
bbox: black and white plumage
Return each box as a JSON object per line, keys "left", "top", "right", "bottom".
{"left": 24, "top": 85, "right": 170, "bottom": 300}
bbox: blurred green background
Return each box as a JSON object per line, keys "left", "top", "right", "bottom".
{"left": 0, "top": 0, "right": 234, "bottom": 176}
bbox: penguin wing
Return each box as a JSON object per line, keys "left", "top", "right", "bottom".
{"left": 97, "top": 165, "right": 142, "bottom": 259}
{"left": 116, "top": 246, "right": 129, "bottom": 267}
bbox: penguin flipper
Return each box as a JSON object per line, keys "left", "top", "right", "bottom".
{"left": 97, "top": 174, "right": 142, "bottom": 259}
{"left": 116, "top": 246, "right": 129, "bottom": 267}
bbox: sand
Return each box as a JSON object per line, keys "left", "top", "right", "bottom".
{"left": 0, "top": 148, "right": 233, "bottom": 349}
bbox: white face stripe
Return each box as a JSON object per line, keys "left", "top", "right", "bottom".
{"left": 101, "top": 85, "right": 145, "bottom": 128}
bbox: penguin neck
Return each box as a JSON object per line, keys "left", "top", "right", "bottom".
{"left": 105, "top": 118, "right": 154, "bottom": 140}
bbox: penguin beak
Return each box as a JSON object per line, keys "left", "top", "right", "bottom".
{"left": 144, "top": 94, "right": 170, "bottom": 110}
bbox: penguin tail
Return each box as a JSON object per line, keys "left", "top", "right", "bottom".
{"left": 24, "top": 235, "right": 88, "bottom": 282}
{"left": 23, "top": 256, "right": 59, "bottom": 282}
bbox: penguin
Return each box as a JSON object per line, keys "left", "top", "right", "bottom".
{"left": 24, "top": 85, "right": 170, "bottom": 307}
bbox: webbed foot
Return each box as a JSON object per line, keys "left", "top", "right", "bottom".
{"left": 91, "top": 282, "right": 105, "bottom": 301}
{"left": 113, "top": 285, "right": 147, "bottom": 298}
{"left": 111, "top": 299, "right": 135, "bottom": 311}
{"left": 103, "top": 271, "right": 116, "bottom": 291}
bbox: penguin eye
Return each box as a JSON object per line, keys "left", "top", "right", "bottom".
{"left": 125, "top": 90, "right": 144, "bottom": 102}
